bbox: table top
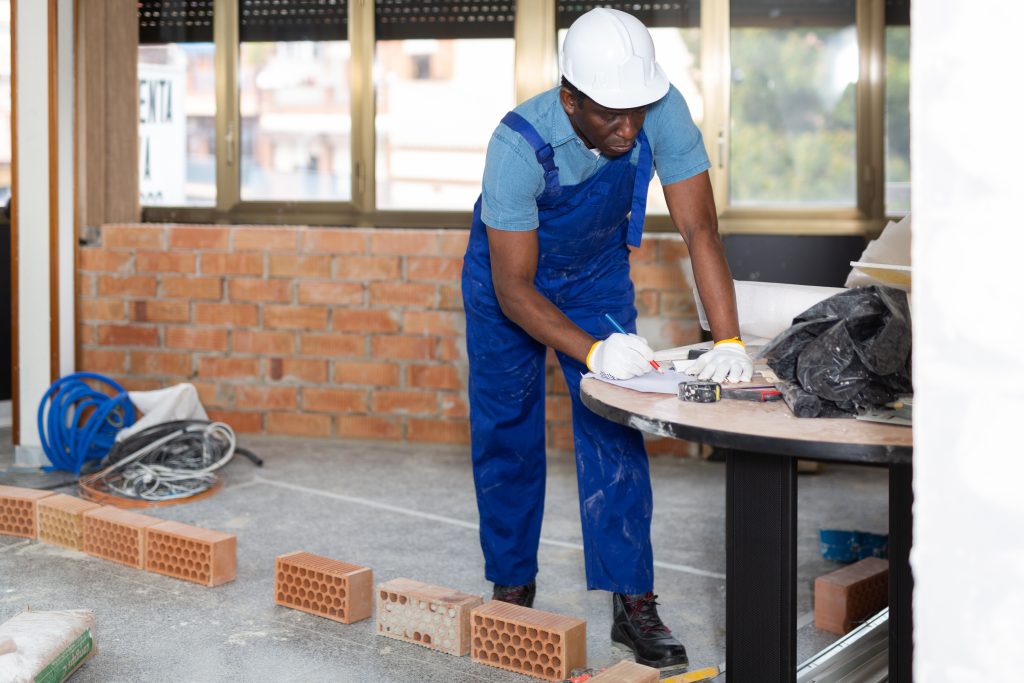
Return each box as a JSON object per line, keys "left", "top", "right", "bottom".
{"left": 580, "top": 377, "right": 913, "bottom": 465}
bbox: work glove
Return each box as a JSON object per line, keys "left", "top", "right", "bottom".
{"left": 587, "top": 333, "right": 655, "bottom": 380}
{"left": 686, "top": 339, "right": 753, "bottom": 383}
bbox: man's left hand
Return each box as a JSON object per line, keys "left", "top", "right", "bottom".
{"left": 686, "top": 340, "right": 753, "bottom": 383}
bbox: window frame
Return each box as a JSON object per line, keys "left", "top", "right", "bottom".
{"left": 141, "top": 0, "right": 899, "bottom": 237}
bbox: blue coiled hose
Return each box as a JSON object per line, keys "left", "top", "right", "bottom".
{"left": 37, "top": 372, "right": 136, "bottom": 474}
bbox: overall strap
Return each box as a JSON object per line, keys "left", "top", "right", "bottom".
{"left": 501, "top": 111, "right": 561, "bottom": 197}
{"left": 627, "top": 129, "right": 653, "bottom": 248}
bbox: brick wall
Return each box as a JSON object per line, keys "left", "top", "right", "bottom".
{"left": 77, "top": 224, "right": 702, "bottom": 454}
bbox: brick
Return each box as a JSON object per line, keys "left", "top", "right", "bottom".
{"left": 78, "top": 274, "right": 95, "bottom": 297}
{"left": 336, "top": 415, "right": 402, "bottom": 440}
{"left": 546, "top": 395, "right": 572, "bottom": 422}
{"left": 36, "top": 494, "right": 102, "bottom": 550}
{"left": 166, "top": 327, "right": 230, "bottom": 351}
{"left": 333, "top": 310, "right": 399, "bottom": 334}
{"left": 80, "top": 299, "right": 127, "bottom": 322}
{"left": 206, "top": 410, "right": 263, "bottom": 434}
{"left": 304, "top": 388, "right": 368, "bottom": 413}
{"left": 191, "top": 381, "right": 224, "bottom": 408}
{"left": 233, "top": 227, "right": 299, "bottom": 251}
{"left": 634, "top": 290, "right": 659, "bottom": 316}
{"left": 195, "top": 303, "right": 259, "bottom": 327}
{"left": 407, "top": 419, "right": 470, "bottom": 444}
{"left": 0, "top": 486, "right": 55, "bottom": 538}
{"left": 269, "top": 358, "right": 328, "bottom": 383}
{"left": 589, "top": 661, "right": 659, "bottom": 682}
{"left": 265, "top": 305, "right": 329, "bottom": 330}
{"left": 297, "top": 281, "right": 364, "bottom": 306}
{"left": 814, "top": 557, "right": 889, "bottom": 635}
{"left": 130, "top": 351, "right": 191, "bottom": 376}
{"left": 440, "top": 393, "right": 468, "bottom": 418}
{"left": 97, "top": 325, "right": 159, "bottom": 347}
{"left": 372, "top": 391, "right": 436, "bottom": 415}
{"left": 78, "top": 324, "right": 96, "bottom": 345}
{"left": 131, "top": 300, "right": 190, "bottom": 323}
{"left": 371, "top": 335, "right": 435, "bottom": 360}
{"left": 235, "top": 386, "right": 297, "bottom": 411}
{"left": 83, "top": 506, "right": 163, "bottom": 568}
{"left": 334, "top": 255, "right": 401, "bottom": 281}
{"left": 270, "top": 254, "right": 331, "bottom": 278}
{"left": 111, "top": 376, "right": 163, "bottom": 392}
{"left": 198, "top": 357, "right": 260, "bottom": 380}
{"left": 169, "top": 226, "right": 230, "bottom": 250}
{"left": 146, "top": 520, "right": 237, "bottom": 587}
{"left": 334, "top": 361, "right": 400, "bottom": 387}
{"left": 407, "top": 257, "right": 462, "bottom": 282}
{"left": 438, "top": 231, "right": 469, "bottom": 257}
{"left": 162, "top": 276, "right": 223, "bottom": 300}
{"left": 630, "top": 263, "right": 686, "bottom": 290}
{"left": 369, "top": 282, "right": 437, "bottom": 308}
{"left": 229, "top": 278, "right": 292, "bottom": 303}
{"left": 234, "top": 330, "right": 295, "bottom": 355}
{"left": 97, "top": 275, "right": 158, "bottom": 298}
{"left": 659, "top": 239, "right": 690, "bottom": 261}
{"left": 201, "top": 252, "right": 263, "bottom": 276}
{"left": 404, "top": 311, "right": 462, "bottom": 336}
{"left": 267, "top": 412, "right": 332, "bottom": 437}
{"left": 303, "top": 228, "right": 368, "bottom": 254}
{"left": 275, "top": 551, "right": 373, "bottom": 624}
{"left": 629, "top": 238, "right": 659, "bottom": 263}
{"left": 660, "top": 291, "right": 695, "bottom": 317}
{"left": 135, "top": 251, "right": 197, "bottom": 273}
{"left": 299, "top": 333, "right": 365, "bottom": 357}
{"left": 103, "top": 225, "right": 164, "bottom": 249}
{"left": 436, "top": 337, "right": 464, "bottom": 361}
{"left": 407, "top": 364, "right": 462, "bottom": 390}
{"left": 79, "top": 249, "right": 132, "bottom": 272}
{"left": 371, "top": 231, "right": 438, "bottom": 256}
{"left": 439, "top": 284, "right": 463, "bottom": 310}
{"left": 471, "top": 601, "right": 586, "bottom": 681}
{"left": 377, "top": 578, "right": 484, "bottom": 656}
{"left": 80, "top": 349, "right": 128, "bottom": 375}
{"left": 546, "top": 423, "right": 575, "bottom": 454}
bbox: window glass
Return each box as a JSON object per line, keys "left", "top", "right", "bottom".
{"left": 138, "top": 1, "right": 216, "bottom": 206}
{"left": 557, "top": 2, "right": 703, "bottom": 216}
{"left": 239, "top": 1, "right": 350, "bottom": 202}
{"left": 885, "top": 0, "right": 910, "bottom": 215}
{"left": 729, "top": 0, "right": 858, "bottom": 207}
{"left": 375, "top": 2, "right": 515, "bottom": 210}
{"left": 0, "top": 0, "right": 10, "bottom": 209}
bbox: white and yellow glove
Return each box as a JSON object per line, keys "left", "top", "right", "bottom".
{"left": 686, "top": 337, "right": 753, "bottom": 383}
{"left": 586, "top": 333, "right": 655, "bottom": 380}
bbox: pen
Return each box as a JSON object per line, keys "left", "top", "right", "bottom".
{"left": 603, "top": 313, "right": 663, "bottom": 374}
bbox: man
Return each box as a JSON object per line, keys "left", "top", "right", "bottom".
{"left": 460, "top": 7, "right": 753, "bottom": 672}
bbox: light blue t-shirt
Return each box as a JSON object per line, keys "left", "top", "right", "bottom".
{"left": 480, "top": 84, "right": 711, "bottom": 231}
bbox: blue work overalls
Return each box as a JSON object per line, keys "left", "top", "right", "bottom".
{"left": 461, "top": 111, "right": 656, "bottom": 594}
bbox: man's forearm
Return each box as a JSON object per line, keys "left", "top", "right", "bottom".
{"left": 494, "top": 282, "right": 596, "bottom": 364}
{"left": 687, "top": 229, "right": 741, "bottom": 341}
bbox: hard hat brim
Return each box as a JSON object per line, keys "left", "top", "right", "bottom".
{"left": 581, "top": 64, "right": 671, "bottom": 110}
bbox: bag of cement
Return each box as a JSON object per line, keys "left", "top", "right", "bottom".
{"left": 0, "top": 608, "right": 97, "bottom": 682}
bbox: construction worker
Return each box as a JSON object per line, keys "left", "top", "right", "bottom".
{"left": 461, "top": 7, "right": 752, "bottom": 672}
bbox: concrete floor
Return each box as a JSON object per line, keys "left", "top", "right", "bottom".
{"left": 0, "top": 430, "right": 889, "bottom": 682}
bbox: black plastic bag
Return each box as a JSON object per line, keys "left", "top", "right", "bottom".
{"left": 759, "top": 285, "right": 913, "bottom": 417}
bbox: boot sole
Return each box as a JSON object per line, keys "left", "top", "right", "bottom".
{"left": 610, "top": 635, "right": 690, "bottom": 672}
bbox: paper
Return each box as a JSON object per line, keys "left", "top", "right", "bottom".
{"left": 585, "top": 369, "right": 694, "bottom": 394}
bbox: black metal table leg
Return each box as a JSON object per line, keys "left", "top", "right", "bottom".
{"left": 726, "top": 449, "right": 797, "bottom": 682}
{"left": 889, "top": 463, "right": 914, "bottom": 682}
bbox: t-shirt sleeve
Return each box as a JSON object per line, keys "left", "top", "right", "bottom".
{"left": 479, "top": 125, "right": 545, "bottom": 231}
{"left": 646, "top": 84, "right": 712, "bottom": 186}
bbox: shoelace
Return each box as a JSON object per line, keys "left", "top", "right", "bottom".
{"left": 625, "top": 592, "right": 671, "bottom": 635}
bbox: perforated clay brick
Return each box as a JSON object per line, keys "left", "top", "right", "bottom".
{"left": 83, "top": 506, "right": 163, "bottom": 568}
{"left": 589, "top": 660, "right": 660, "bottom": 682}
{"left": 275, "top": 551, "right": 373, "bottom": 624}
{"left": 376, "top": 577, "right": 483, "bottom": 656}
{"left": 814, "top": 557, "right": 889, "bottom": 635}
{"left": 145, "top": 520, "right": 237, "bottom": 587}
{"left": 471, "top": 600, "right": 586, "bottom": 681}
{"left": 0, "top": 485, "right": 55, "bottom": 539}
{"left": 36, "top": 494, "right": 102, "bottom": 550}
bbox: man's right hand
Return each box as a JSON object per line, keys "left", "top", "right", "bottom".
{"left": 587, "top": 333, "right": 655, "bottom": 379}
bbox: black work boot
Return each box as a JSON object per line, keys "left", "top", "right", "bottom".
{"left": 611, "top": 592, "right": 689, "bottom": 671}
{"left": 492, "top": 581, "right": 536, "bottom": 608}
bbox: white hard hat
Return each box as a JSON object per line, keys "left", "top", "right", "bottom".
{"left": 560, "top": 8, "right": 670, "bottom": 110}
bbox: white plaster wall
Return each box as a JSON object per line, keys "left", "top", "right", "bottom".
{"left": 58, "top": 0, "right": 75, "bottom": 376}
{"left": 913, "top": 2, "right": 1024, "bottom": 679}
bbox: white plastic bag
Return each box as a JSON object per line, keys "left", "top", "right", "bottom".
{"left": 0, "top": 608, "right": 97, "bottom": 683}
{"left": 116, "top": 382, "right": 209, "bottom": 441}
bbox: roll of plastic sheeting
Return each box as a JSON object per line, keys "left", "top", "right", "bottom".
{"left": 694, "top": 280, "right": 846, "bottom": 341}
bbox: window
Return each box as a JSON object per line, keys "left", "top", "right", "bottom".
{"left": 729, "top": 0, "right": 858, "bottom": 208}
{"left": 556, "top": 2, "right": 702, "bottom": 216}
{"left": 374, "top": 2, "right": 516, "bottom": 210}
{"left": 138, "top": 1, "right": 216, "bottom": 206}
{"left": 0, "top": 0, "right": 10, "bottom": 208}
{"left": 885, "top": 0, "right": 910, "bottom": 215}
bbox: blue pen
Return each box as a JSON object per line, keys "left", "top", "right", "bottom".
{"left": 604, "top": 314, "right": 663, "bottom": 373}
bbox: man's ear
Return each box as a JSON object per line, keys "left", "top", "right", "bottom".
{"left": 559, "top": 87, "right": 577, "bottom": 116}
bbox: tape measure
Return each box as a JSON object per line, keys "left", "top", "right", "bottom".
{"left": 678, "top": 380, "right": 782, "bottom": 403}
